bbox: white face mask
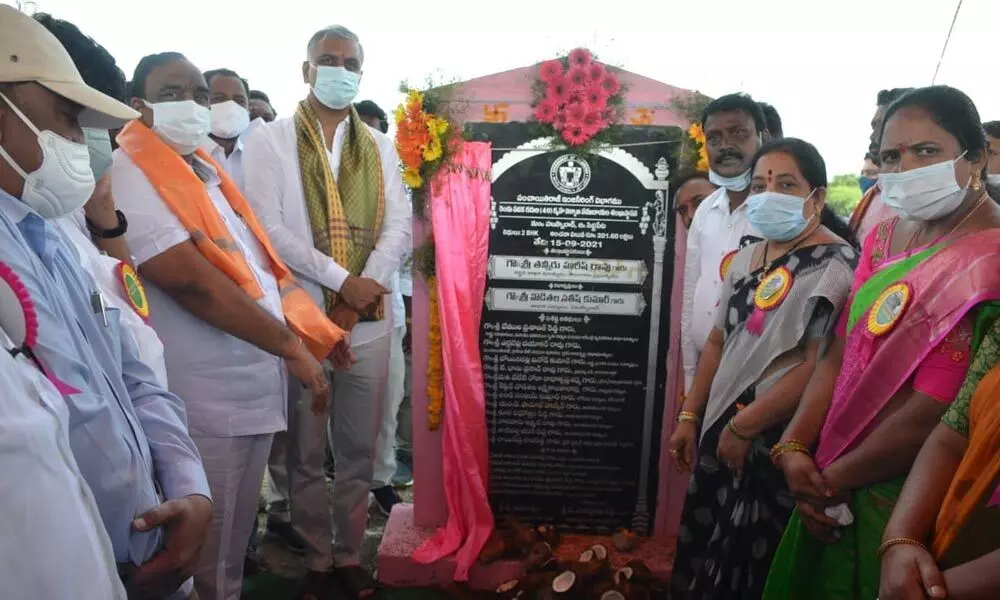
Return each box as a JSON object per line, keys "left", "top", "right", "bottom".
{"left": 879, "top": 152, "right": 970, "bottom": 222}
{"left": 0, "top": 91, "right": 95, "bottom": 218}
{"left": 987, "top": 173, "right": 1000, "bottom": 187}
{"left": 709, "top": 168, "right": 751, "bottom": 192}
{"left": 144, "top": 99, "right": 210, "bottom": 155}
{"left": 210, "top": 100, "right": 250, "bottom": 139}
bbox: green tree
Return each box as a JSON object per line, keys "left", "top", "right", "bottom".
{"left": 826, "top": 174, "right": 862, "bottom": 217}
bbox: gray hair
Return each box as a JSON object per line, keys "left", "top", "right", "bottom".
{"left": 307, "top": 25, "right": 364, "bottom": 63}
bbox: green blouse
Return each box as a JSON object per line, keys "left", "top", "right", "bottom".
{"left": 943, "top": 314, "right": 1000, "bottom": 436}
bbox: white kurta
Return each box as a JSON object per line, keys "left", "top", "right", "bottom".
{"left": 0, "top": 328, "right": 126, "bottom": 600}
{"left": 681, "top": 187, "right": 759, "bottom": 392}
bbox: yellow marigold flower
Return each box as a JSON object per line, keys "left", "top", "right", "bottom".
{"left": 402, "top": 167, "right": 423, "bottom": 189}
{"left": 428, "top": 117, "right": 449, "bottom": 137}
{"left": 423, "top": 135, "right": 443, "bottom": 162}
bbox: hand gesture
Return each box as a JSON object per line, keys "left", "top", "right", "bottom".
{"left": 879, "top": 543, "right": 947, "bottom": 600}
{"left": 340, "top": 275, "right": 389, "bottom": 312}
{"left": 286, "top": 340, "right": 331, "bottom": 416}
{"left": 328, "top": 335, "right": 355, "bottom": 372}
{"left": 669, "top": 421, "right": 698, "bottom": 474}
{"left": 131, "top": 495, "right": 213, "bottom": 597}
{"left": 796, "top": 500, "right": 841, "bottom": 544}
{"left": 717, "top": 426, "right": 752, "bottom": 480}
{"left": 778, "top": 451, "right": 832, "bottom": 504}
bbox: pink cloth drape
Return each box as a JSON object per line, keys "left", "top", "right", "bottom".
{"left": 412, "top": 142, "right": 494, "bottom": 580}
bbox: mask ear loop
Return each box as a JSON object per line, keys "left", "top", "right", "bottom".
{"left": 0, "top": 91, "right": 39, "bottom": 181}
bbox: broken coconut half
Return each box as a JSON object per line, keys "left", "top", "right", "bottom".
{"left": 614, "top": 566, "right": 634, "bottom": 586}
{"left": 578, "top": 548, "right": 595, "bottom": 563}
{"left": 552, "top": 570, "right": 577, "bottom": 594}
{"left": 590, "top": 543, "right": 609, "bottom": 561}
{"left": 496, "top": 579, "right": 521, "bottom": 595}
{"left": 601, "top": 591, "right": 627, "bottom": 600}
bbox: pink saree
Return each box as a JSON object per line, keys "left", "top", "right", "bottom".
{"left": 412, "top": 142, "right": 494, "bottom": 580}
{"left": 815, "top": 223, "right": 1000, "bottom": 468}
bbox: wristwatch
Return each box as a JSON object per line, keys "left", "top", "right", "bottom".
{"left": 85, "top": 209, "right": 128, "bottom": 239}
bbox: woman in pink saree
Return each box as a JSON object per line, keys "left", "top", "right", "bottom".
{"left": 762, "top": 86, "right": 1000, "bottom": 600}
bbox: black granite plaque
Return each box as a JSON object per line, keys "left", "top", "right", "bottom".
{"left": 472, "top": 123, "right": 679, "bottom": 534}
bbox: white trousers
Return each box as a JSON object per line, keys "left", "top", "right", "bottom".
{"left": 372, "top": 326, "right": 406, "bottom": 488}
{"left": 191, "top": 433, "right": 274, "bottom": 600}
{"left": 268, "top": 333, "right": 390, "bottom": 568}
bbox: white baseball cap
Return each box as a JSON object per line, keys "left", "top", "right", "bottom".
{"left": 0, "top": 5, "right": 139, "bottom": 129}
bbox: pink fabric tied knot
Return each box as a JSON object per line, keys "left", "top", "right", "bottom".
{"left": 411, "top": 142, "right": 495, "bottom": 581}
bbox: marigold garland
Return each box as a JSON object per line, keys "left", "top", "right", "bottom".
{"left": 394, "top": 89, "right": 450, "bottom": 191}
{"left": 426, "top": 275, "right": 443, "bottom": 431}
{"left": 688, "top": 122, "right": 710, "bottom": 172}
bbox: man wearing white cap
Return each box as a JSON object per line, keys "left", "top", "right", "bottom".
{"left": 0, "top": 6, "right": 210, "bottom": 599}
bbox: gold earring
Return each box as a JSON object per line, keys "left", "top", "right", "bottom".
{"left": 972, "top": 173, "right": 983, "bottom": 191}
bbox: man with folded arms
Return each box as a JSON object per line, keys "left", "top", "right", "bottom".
{"left": 111, "top": 50, "right": 353, "bottom": 600}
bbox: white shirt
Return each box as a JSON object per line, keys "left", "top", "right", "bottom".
{"left": 242, "top": 115, "right": 412, "bottom": 347}
{"left": 55, "top": 209, "right": 169, "bottom": 387}
{"left": 0, "top": 328, "right": 126, "bottom": 600}
{"left": 681, "top": 187, "right": 759, "bottom": 392}
{"left": 201, "top": 136, "right": 245, "bottom": 192}
{"left": 111, "top": 150, "right": 287, "bottom": 437}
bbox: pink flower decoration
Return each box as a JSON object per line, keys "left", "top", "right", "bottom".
{"left": 562, "top": 125, "right": 591, "bottom": 147}
{"left": 539, "top": 60, "right": 565, "bottom": 83}
{"left": 584, "top": 87, "right": 608, "bottom": 110}
{"left": 568, "top": 48, "right": 592, "bottom": 68}
{"left": 0, "top": 261, "right": 37, "bottom": 347}
{"left": 534, "top": 100, "right": 558, "bottom": 124}
{"left": 546, "top": 80, "right": 571, "bottom": 105}
{"left": 567, "top": 66, "right": 589, "bottom": 89}
{"left": 587, "top": 62, "right": 606, "bottom": 85}
{"left": 583, "top": 111, "right": 606, "bottom": 136}
{"left": 565, "top": 101, "right": 587, "bottom": 124}
{"left": 552, "top": 112, "right": 568, "bottom": 131}
{"left": 601, "top": 72, "right": 621, "bottom": 96}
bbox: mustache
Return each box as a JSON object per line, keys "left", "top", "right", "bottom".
{"left": 715, "top": 148, "right": 744, "bottom": 163}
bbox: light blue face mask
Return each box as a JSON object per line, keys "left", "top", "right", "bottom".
{"left": 311, "top": 65, "right": 361, "bottom": 110}
{"left": 747, "top": 189, "right": 816, "bottom": 242}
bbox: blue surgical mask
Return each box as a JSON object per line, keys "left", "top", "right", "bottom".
{"left": 747, "top": 189, "right": 816, "bottom": 242}
{"left": 311, "top": 65, "right": 361, "bottom": 110}
{"left": 859, "top": 176, "right": 877, "bottom": 194}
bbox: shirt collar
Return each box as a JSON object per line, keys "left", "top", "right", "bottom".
{"left": 201, "top": 135, "right": 243, "bottom": 159}
{"left": 191, "top": 155, "right": 222, "bottom": 187}
{"left": 0, "top": 189, "right": 59, "bottom": 263}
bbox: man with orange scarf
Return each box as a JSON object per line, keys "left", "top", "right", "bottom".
{"left": 242, "top": 24, "right": 411, "bottom": 598}
{"left": 110, "top": 51, "right": 353, "bottom": 600}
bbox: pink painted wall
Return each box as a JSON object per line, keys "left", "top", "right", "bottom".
{"left": 412, "top": 63, "right": 696, "bottom": 535}
{"left": 439, "top": 65, "right": 695, "bottom": 128}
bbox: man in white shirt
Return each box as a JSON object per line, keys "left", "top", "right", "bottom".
{"left": 242, "top": 24, "right": 411, "bottom": 598}
{"left": 202, "top": 68, "right": 253, "bottom": 191}
{"left": 112, "top": 51, "right": 348, "bottom": 600}
{"left": 0, "top": 323, "right": 125, "bottom": 600}
{"left": 681, "top": 93, "right": 765, "bottom": 394}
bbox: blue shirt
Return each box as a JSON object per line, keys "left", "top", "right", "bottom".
{"left": 0, "top": 191, "right": 210, "bottom": 565}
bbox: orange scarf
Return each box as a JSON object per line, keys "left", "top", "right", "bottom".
{"left": 848, "top": 186, "right": 879, "bottom": 234}
{"left": 116, "top": 121, "right": 344, "bottom": 360}
{"left": 932, "top": 364, "right": 1000, "bottom": 557}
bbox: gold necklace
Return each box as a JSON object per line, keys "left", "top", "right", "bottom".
{"left": 903, "top": 191, "right": 988, "bottom": 252}
{"left": 756, "top": 220, "right": 821, "bottom": 282}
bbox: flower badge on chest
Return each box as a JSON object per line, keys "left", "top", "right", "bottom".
{"left": 118, "top": 263, "right": 150, "bottom": 320}
{"left": 0, "top": 261, "right": 79, "bottom": 395}
{"left": 745, "top": 266, "right": 793, "bottom": 336}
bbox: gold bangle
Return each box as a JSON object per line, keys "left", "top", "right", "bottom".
{"left": 770, "top": 440, "right": 811, "bottom": 463}
{"left": 727, "top": 416, "right": 754, "bottom": 441}
{"left": 877, "top": 537, "right": 927, "bottom": 558}
{"left": 677, "top": 410, "right": 700, "bottom": 425}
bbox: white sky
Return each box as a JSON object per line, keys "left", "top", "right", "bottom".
{"left": 9, "top": 0, "right": 998, "bottom": 177}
